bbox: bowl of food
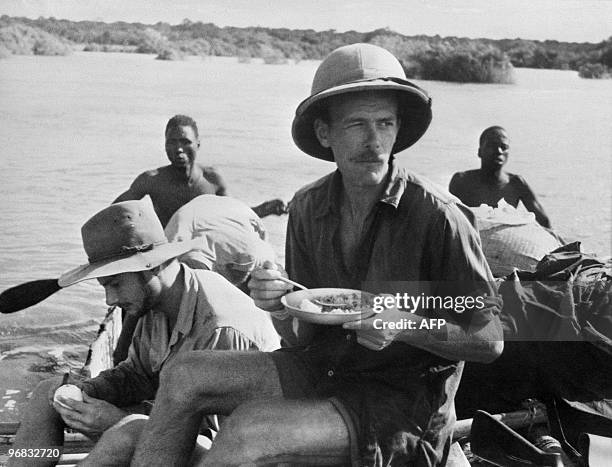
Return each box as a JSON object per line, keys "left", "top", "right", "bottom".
{"left": 281, "top": 288, "right": 376, "bottom": 325}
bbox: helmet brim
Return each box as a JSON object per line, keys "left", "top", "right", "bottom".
{"left": 291, "top": 78, "right": 432, "bottom": 161}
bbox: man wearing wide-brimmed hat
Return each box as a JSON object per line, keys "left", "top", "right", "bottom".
{"left": 113, "top": 194, "right": 279, "bottom": 365}
{"left": 129, "top": 43, "right": 503, "bottom": 466}
{"left": 10, "top": 197, "right": 279, "bottom": 467}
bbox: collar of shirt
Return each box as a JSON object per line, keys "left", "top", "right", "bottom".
{"left": 313, "top": 158, "right": 406, "bottom": 220}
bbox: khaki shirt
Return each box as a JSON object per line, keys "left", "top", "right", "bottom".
{"left": 82, "top": 265, "right": 280, "bottom": 406}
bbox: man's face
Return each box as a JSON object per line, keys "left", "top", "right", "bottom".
{"left": 315, "top": 91, "right": 400, "bottom": 187}
{"left": 97, "top": 271, "right": 160, "bottom": 318}
{"left": 478, "top": 129, "right": 510, "bottom": 171}
{"left": 165, "top": 125, "right": 200, "bottom": 171}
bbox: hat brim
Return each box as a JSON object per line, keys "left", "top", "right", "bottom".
{"left": 291, "top": 78, "right": 432, "bottom": 161}
{"left": 58, "top": 238, "right": 205, "bottom": 287}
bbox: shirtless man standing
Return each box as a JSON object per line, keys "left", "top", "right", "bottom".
{"left": 114, "top": 115, "right": 286, "bottom": 225}
{"left": 449, "top": 126, "right": 551, "bottom": 228}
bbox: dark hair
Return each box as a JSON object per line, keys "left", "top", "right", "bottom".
{"left": 479, "top": 126, "right": 507, "bottom": 146}
{"left": 165, "top": 115, "right": 199, "bottom": 139}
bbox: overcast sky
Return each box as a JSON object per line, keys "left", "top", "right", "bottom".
{"left": 2, "top": 0, "right": 610, "bottom": 43}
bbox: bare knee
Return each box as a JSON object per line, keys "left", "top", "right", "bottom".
{"left": 80, "top": 417, "right": 147, "bottom": 466}
{"left": 20, "top": 377, "right": 64, "bottom": 420}
{"left": 98, "top": 417, "right": 145, "bottom": 450}
{"left": 210, "top": 401, "right": 273, "bottom": 460}
{"left": 157, "top": 352, "right": 213, "bottom": 407}
{"left": 32, "top": 376, "right": 63, "bottom": 402}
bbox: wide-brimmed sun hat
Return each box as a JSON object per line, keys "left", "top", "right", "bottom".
{"left": 58, "top": 197, "right": 203, "bottom": 287}
{"left": 292, "top": 43, "right": 432, "bottom": 161}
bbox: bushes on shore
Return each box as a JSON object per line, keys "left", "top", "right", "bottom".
{"left": 0, "top": 22, "right": 71, "bottom": 56}
{"left": 0, "top": 15, "right": 608, "bottom": 81}
{"left": 577, "top": 37, "right": 611, "bottom": 79}
{"left": 578, "top": 63, "right": 611, "bottom": 79}
{"left": 156, "top": 47, "right": 185, "bottom": 61}
{"left": 373, "top": 35, "right": 514, "bottom": 83}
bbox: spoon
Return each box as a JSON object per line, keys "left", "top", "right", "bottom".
{"left": 277, "top": 276, "right": 308, "bottom": 291}
{"left": 277, "top": 276, "right": 352, "bottom": 308}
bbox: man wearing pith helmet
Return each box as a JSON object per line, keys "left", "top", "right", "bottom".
{"left": 130, "top": 44, "right": 503, "bottom": 466}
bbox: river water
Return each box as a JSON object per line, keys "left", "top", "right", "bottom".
{"left": 0, "top": 52, "right": 610, "bottom": 421}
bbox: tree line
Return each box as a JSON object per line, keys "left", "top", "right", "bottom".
{"left": 1, "top": 15, "right": 610, "bottom": 80}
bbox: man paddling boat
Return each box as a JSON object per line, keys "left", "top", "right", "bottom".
{"left": 114, "top": 114, "right": 288, "bottom": 224}
{"left": 8, "top": 198, "right": 279, "bottom": 467}
{"left": 449, "top": 125, "right": 552, "bottom": 228}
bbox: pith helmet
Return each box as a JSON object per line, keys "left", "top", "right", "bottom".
{"left": 291, "top": 43, "right": 432, "bottom": 161}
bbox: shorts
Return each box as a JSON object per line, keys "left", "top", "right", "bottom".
{"left": 269, "top": 341, "right": 460, "bottom": 467}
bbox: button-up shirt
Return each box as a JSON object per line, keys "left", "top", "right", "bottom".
{"left": 284, "top": 160, "right": 500, "bottom": 465}
{"left": 82, "top": 266, "right": 280, "bottom": 407}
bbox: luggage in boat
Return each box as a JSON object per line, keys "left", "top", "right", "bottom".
{"left": 471, "top": 199, "right": 562, "bottom": 277}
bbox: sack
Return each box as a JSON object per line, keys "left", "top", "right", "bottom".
{"left": 472, "top": 199, "right": 561, "bottom": 277}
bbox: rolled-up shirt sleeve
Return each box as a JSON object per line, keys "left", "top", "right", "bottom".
{"left": 205, "top": 327, "right": 261, "bottom": 351}
{"left": 80, "top": 320, "right": 157, "bottom": 407}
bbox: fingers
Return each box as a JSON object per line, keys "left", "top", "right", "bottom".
{"left": 54, "top": 396, "right": 84, "bottom": 413}
{"left": 53, "top": 401, "right": 84, "bottom": 429}
{"left": 249, "top": 263, "right": 293, "bottom": 311}
{"left": 251, "top": 261, "right": 280, "bottom": 275}
{"left": 249, "top": 263, "right": 291, "bottom": 288}
{"left": 273, "top": 199, "right": 289, "bottom": 215}
{"left": 356, "top": 335, "right": 386, "bottom": 351}
{"left": 342, "top": 311, "right": 378, "bottom": 330}
{"left": 342, "top": 318, "right": 361, "bottom": 330}
{"left": 265, "top": 199, "right": 288, "bottom": 215}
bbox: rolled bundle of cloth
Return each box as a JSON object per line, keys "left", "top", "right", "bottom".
{"left": 471, "top": 199, "right": 562, "bottom": 277}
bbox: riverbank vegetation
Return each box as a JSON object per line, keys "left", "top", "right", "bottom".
{"left": 0, "top": 22, "right": 72, "bottom": 56}
{"left": 0, "top": 15, "right": 609, "bottom": 81}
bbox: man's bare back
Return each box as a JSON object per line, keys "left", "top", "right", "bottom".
{"left": 113, "top": 115, "right": 286, "bottom": 225}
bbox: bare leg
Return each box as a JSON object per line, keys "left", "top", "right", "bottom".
{"left": 78, "top": 415, "right": 148, "bottom": 467}
{"left": 199, "top": 399, "right": 350, "bottom": 466}
{"left": 131, "top": 351, "right": 283, "bottom": 466}
{"left": 9, "top": 377, "right": 65, "bottom": 467}
{"left": 79, "top": 415, "right": 211, "bottom": 467}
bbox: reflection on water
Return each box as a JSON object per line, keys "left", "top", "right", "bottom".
{"left": 0, "top": 53, "right": 610, "bottom": 417}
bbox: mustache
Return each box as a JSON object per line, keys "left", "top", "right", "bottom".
{"left": 350, "top": 152, "right": 387, "bottom": 163}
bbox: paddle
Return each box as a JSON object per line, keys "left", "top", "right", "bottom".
{"left": 0, "top": 279, "right": 61, "bottom": 314}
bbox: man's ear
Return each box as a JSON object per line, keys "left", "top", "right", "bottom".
{"left": 313, "top": 118, "right": 331, "bottom": 148}
{"left": 477, "top": 147, "right": 483, "bottom": 159}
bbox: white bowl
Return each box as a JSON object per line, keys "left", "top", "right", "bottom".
{"left": 281, "top": 288, "right": 375, "bottom": 325}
